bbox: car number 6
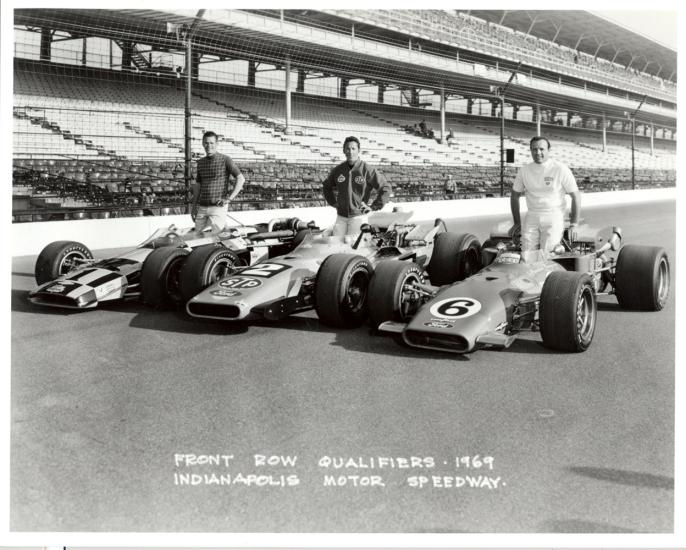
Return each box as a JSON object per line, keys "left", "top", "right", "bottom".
{"left": 429, "top": 297, "right": 482, "bottom": 319}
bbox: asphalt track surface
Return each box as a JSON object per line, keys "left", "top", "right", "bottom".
{"left": 10, "top": 200, "right": 676, "bottom": 533}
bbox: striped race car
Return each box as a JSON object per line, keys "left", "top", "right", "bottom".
{"left": 185, "top": 209, "right": 482, "bottom": 328}
{"left": 27, "top": 218, "right": 315, "bottom": 309}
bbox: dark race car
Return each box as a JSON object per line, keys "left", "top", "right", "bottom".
{"left": 185, "top": 209, "right": 482, "bottom": 328}
{"left": 371, "top": 220, "right": 670, "bottom": 353}
{"left": 28, "top": 217, "right": 315, "bottom": 309}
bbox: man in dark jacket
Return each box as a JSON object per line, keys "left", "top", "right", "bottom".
{"left": 322, "top": 136, "right": 392, "bottom": 236}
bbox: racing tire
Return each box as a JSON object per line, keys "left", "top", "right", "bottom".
{"left": 315, "top": 254, "right": 373, "bottom": 328}
{"left": 368, "top": 261, "right": 425, "bottom": 328}
{"left": 615, "top": 245, "right": 670, "bottom": 311}
{"left": 540, "top": 271, "right": 597, "bottom": 352}
{"left": 35, "top": 240, "right": 93, "bottom": 285}
{"left": 141, "top": 247, "right": 190, "bottom": 308}
{"left": 180, "top": 244, "right": 241, "bottom": 303}
{"left": 427, "top": 232, "right": 482, "bottom": 286}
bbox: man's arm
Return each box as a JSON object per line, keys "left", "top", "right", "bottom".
{"left": 190, "top": 181, "right": 200, "bottom": 219}
{"left": 510, "top": 190, "right": 523, "bottom": 232}
{"left": 322, "top": 170, "right": 338, "bottom": 208}
{"left": 369, "top": 170, "right": 392, "bottom": 211}
{"left": 227, "top": 173, "right": 245, "bottom": 201}
{"left": 567, "top": 190, "right": 581, "bottom": 240}
{"left": 568, "top": 190, "right": 581, "bottom": 225}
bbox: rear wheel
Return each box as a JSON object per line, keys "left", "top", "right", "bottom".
{"left": 141, "top": 247, "right": 190, "bottom": 307}
{"left": 427, "top": 232, "right": 482, "bottom": 286}
{"left": 615, "top": 245, "right": 670, "bottom": 311}
{"left": 180, "top": 244, "right": 241, "bottom": 303}
{"left": 540, "top": 271, "right": 596, "bottom": 352}
{"left": 35, "top": 240, "right": 93, "bottom": 284}
{"left": 315, "top": 254, "right": 373, "bottom": 328}
{"left": 369, "top": 261, "right": 425, "bottom": 328}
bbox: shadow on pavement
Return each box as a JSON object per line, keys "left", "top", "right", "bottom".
{"left": 540, "top": 519, "right": 637, "bottom": 533}
{"left": 128, "top": 308, "right": 250, "bottom": 336}
{"left": 568, "top": 465, "right": 674, "bottom": 490}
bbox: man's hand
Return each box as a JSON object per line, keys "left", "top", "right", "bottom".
{"left": 508, "top": 223, "right": 521, "bottom": 244}
{"left": 568, "top": 223, "right": 578, "bottom": 242}
{"left": 360, "top": 202, "right": 372, "bottom": 215}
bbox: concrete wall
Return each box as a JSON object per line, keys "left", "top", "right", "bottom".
{"left": 11, "top": 188, "right": 676, "bottom": 257}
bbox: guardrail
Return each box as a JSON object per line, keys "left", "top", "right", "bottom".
{"left": 11, "top": 187, "right": 676, "bottom": 257}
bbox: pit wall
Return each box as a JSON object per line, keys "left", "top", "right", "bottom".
{"left": 11, "top": 188, "right": 676, "bottom": 257}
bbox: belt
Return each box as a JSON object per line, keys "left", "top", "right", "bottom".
{"left": 198, "top": 199, "right": 226, "bottom": 207}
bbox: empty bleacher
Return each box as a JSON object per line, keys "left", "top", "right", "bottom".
{"left": 12, "top": 64, "right": 676, "bottom": 221}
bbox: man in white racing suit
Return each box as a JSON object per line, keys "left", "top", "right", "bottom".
{"left": 509, "top": 136, "right": 580, "bottom": 262}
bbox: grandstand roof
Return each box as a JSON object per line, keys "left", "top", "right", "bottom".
{"left": 13, "top": 8, "right": 676, "bottom": 128}
{"left": 467, "top": 10, "right": 676, "bottom": 81}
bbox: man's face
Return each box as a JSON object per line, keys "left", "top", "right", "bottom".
{"left": 203, "top": 136, "right": 218, "bottom": 157}
{"left": 343, "top": 141, "right": 360, "bottom": 164}
{"left": 530, "top": 139, "right": 549, "bottom": 164}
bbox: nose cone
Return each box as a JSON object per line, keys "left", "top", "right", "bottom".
{"left": 404, "top": 287, "right": 510, "bottom": 353}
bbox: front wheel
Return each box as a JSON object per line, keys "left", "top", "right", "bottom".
{"left": 615, "top": 245, "right": 670, "bottom": 311}
{"left": 368, "top": 261, "right": 425, "bottom": 328}
{"left": 35, "top": 240, "right": 93, "bottom": 284}
{"left": 315, "top": 254, "right": 373, "bottom": 328}
{"left": 141, "top": 247, "right": 190, "bottom": 307}
{"left": 180, "top": 244, "right": 241, "bottom": 303}
{"left": 540, "top": 271, "right": 596, "bottom": 352}
{"left": 427, "top": 232, "right": 482, "bottom": 286}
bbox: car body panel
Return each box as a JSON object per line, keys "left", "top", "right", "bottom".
{"left": 186, "top": 210, "right": 442, "bottom": 322}
{"left": 384, "top": 253, "right": 566, "bottom": 353}
{"left": 378, "top": 219, "right": 623, "bottom": 354}
{"left": 28, "top": 220, "right": 306, "bottom": 309}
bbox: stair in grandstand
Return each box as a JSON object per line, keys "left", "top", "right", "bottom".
{"left": 342, "top": 107, "right": 461, "bottom": 165}
{"left": 121, "top": 121, "right": 186, "bottom": 155}
{"left": 113, "top": 41, "right": 153, "bottom": 72}
{"left": 193, "top": 91, "right": 336, "bottom": 163}
{"left": 13, "top": 107, "right": 118, "bottom": 160}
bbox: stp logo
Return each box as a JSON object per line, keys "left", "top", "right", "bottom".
{"left": 429, "top": 297, "right": 481, "bottom": 319}
{"left": 354, "top": 176, "right": 365, "bottom": 184}
{"left": 218, "top": 277, "right": 262, "bottom": 289}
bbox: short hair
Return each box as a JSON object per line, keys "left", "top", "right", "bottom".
{"left": 343, "top": 136, "right": 361, "bottom": 149}
{"left": 529, "top": 136, "right": 551, "bottom": 149}
{"left": 202, "top": 131, "right": 218, "bottom": 142}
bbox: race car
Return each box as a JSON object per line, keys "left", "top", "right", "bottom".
{"left": 371, "top": 219, "right": 670, "bottom": 353}
{"left": 185, "top": 209, "right": 482, "bottom": 328}
{"left": 27, "top": 217, "right": 315, "bottom": 309}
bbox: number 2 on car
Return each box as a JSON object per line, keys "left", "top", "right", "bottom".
{"left": 240, "top": 263, "right": 290, "bottom": 278}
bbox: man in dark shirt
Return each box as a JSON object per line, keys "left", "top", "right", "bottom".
{"left": 191, "top": 131, "right": 245, "bottom": 231}
{"left": 322, "top": 136, "right": 392, "bottom": 236}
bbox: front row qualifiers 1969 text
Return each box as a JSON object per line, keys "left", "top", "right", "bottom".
{"left": 173, "top": 453, "right": 505, "bottom": 490}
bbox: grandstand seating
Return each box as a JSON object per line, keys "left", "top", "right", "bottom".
{"left": 12, "top": 56, "right": 676, "bottom": 221}
{"left": 332, "top": 10, "right": 675, "bottom": 101}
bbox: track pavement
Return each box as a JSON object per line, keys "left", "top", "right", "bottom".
{"left": 10, "top": 200, "right": 676, "bottom": 533}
